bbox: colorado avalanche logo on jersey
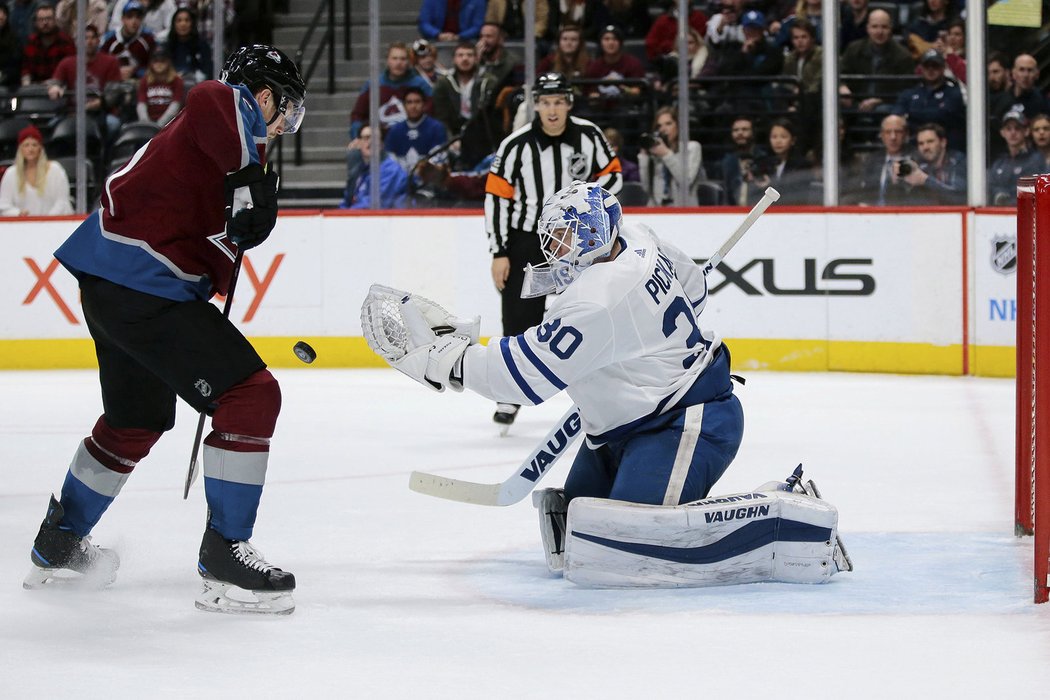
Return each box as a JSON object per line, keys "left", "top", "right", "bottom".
{"left": 568, "top": 153, "right": 587, "bottom": 180}
{"left": 991, "top": 235, "right": 1017, "bottom": 275}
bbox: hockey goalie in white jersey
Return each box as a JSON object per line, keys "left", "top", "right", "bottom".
{"left": 362, "top": 182, "right": 852, "bottom": 588}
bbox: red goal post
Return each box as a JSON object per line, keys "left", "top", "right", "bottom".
{"left": 1016, "top": 175, "right": 1050, "bottom": 604}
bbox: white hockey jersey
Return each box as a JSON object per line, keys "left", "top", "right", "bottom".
{"left": 462, "top": 221, "right": 723, "bottom": 444}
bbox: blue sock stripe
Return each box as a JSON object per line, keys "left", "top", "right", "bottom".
{"left": 59, "top": 470, "right": 115, "bottom": 537}
{"left": 204, "top": 477, "right": 263, "bottom": 541}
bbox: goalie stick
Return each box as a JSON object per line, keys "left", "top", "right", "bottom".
{"left": 410, "top": 404, "right": 583, "bottom": 506}
{"left": 407, "top": 188, "right": 781, "bottom": 506}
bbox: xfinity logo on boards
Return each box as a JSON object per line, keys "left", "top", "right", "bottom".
{"left": 694, "top": 258, "right": 876, "bottom": 296}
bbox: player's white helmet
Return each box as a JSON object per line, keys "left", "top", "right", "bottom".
{"left": 521, "top": 181, "right": 622, "bottom": 298}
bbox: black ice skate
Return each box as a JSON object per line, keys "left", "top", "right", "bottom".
{"left": 196, "top": 527, "right": 296, "bottom": 615}
{"left": 24, "top": 495, "right": 119, "bottom": 589}
{"left": 493, "top": 403, "right": 520, "bottom": 436}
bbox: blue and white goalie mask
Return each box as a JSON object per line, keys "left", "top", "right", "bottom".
{"left": 522, "top": 182, "right": 621, "bottom": 298}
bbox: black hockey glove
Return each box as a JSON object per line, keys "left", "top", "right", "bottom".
{"left": 225, "top": 164, "right": 279, "bottom": 250}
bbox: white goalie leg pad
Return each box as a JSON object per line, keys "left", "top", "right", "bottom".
{"left": 563, "top": 490, "right": 844, "bottom": 588}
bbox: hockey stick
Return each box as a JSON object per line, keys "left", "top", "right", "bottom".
{"left": 409, "top": 404, "right": 583, "bottom": 506}
{"left": 182, "top": 248, "right": 245, "bottom": 500}
{"left": 701, "top": 186, "right": 780, "bottom": 275}
{"left": 407, "top": 188, "right": 782, "bottom": 507}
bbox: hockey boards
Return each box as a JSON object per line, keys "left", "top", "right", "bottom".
{"left": 409, "top": 405, "right": 583, "bottom": 506}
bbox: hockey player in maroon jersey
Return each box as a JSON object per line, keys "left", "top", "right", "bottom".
{"left": 24, "top": 45, "right": 307, "bottom": 615}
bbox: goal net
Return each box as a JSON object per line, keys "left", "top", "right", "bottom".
{"left": 1015, "top": 175, "right": 1050, "bottom": 604}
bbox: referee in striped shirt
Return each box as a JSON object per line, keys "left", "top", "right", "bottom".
{"left": 484, "top": 72, "right": 623, "bottom": 429}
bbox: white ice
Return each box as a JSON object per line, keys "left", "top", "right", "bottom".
{"left": 1, "top": 368, "right": 1048, "bottom": 698}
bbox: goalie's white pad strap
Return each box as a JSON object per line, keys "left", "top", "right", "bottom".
{"left": 563, "top": 490, "right": 842, "bottom": 588}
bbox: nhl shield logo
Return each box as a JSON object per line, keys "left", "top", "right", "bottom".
{"left": 568, "top": 153, "right": 587, "bottom": 180}
{"left": 194, "top": 379, "right": 212, "bottom": 397}
{"left": 991, "top": 235, "right": 1017, "bottom": 275}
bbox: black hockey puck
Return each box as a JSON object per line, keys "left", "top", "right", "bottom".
{"left": 293, "top": 341, "right": 317, "bottom": 364}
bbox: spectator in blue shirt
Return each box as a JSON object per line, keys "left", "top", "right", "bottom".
{"left": 384, "top": 86, "right": 448, "bottom": 175}
{"left": 342, "top": 124, "right": 409, "bottom": 209}
{"left": 418, "top": 0, "right": 486, "bottom": 42}
{"left": 892, "top": 49, "right": 965, "bottom": 151}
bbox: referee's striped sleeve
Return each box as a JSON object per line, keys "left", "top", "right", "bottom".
{"left": 588, "top": 122, "right": 623, "bottom": 196}
{"left": 485, "top": 134, "right": 521, "bottom": 256}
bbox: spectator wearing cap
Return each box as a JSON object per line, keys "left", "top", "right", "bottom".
{"left": 101, "top": 1, "right": 157, "bottom": 81}
{"left": 20, "top": 4, "right": 75, "bottom": 85}
{"left": 645, "top": 0, "right": 707, "bottom": 61}
{"left": 839, "top": 9, "right": 914, "bottom": 112}
{"left": 411, "top": 39, "right": 444, "bottom": 89}
{"left": 583, "top": 24, "right": 645, "bottom": 96}
{"left": 706, "top": 0, "right": 744, "bottom": 47}
{"left": 716, "top": 10, "right": 783, "bottom": 78}
{"left": 418, "top": 0, "right": 485, "bottom": 42}
{"left": 111, "top": 0, "right": 174, "bottom": 38}
{"left": 0, "top": 125, "right": 73, "bottom": 216}
{"left": 48, "top": 24, "right": 123, "bottom": 138}
{"left": 384, "top": 85, "right": 448, "bottom": 175}
{"left": 892, "top": 49, "right": 965, "bottom": 151}
{"left": 989, "top": 110, "right": 1041, "bottom": 205}
{"left": 136, "top": 45, "right": 184, "bottom": 126}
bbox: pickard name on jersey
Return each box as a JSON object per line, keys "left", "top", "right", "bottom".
{"left": 54, "top": 81, "right": 269, "bottom": 302}
{"left": 462, "top": 222, "right": 723, "bottom": 444}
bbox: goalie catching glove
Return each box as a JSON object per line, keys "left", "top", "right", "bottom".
{"left": 360, "top": 284, "right": 479, "bottom": 392}
{"left": 225, "top": 163, "right": 279, "bottom": 250}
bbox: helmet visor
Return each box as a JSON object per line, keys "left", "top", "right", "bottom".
{"left": 276, "top": 92, "right": 306, "bottom": 134}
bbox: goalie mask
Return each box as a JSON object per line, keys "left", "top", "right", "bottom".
{"left": 222, "top": 45, "right": 307, "bottom": 134}
{"left": 522, "top": 181, "right": 621, "bottom": 298}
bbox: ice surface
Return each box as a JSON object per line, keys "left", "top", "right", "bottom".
{"left": 1, "top": 368, "right": 1048, "bottom": 698}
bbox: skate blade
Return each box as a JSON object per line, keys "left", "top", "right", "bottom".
{"left": 804, "top": 479, "right": 855, "bottom": 572}
{"left": 23, "top": 563, "right": 117, "bottom": 590}
{"left": 195, "top": 579, "right": 295, "bottom": 616}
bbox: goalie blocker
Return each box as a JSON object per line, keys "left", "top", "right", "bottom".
{"left": 536, "top": 470, "right": 853, "bottom": 588}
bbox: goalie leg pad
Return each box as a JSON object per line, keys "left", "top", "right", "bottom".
{"left": 563, "top": 490, "right": 843, "bottom": 588}
{"left": 532, "top": 488, "right": 568, "bottom": 574}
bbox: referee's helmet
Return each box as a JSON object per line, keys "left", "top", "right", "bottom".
{"left": 533, "top": 72, "right": 573, "bottom": 106}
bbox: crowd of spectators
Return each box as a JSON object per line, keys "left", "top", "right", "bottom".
{"left": 0, "top": 0, "right": 263, "bottom": 214}
{"left": 349, "top": 0, "right": 1048, "bottom": 209}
